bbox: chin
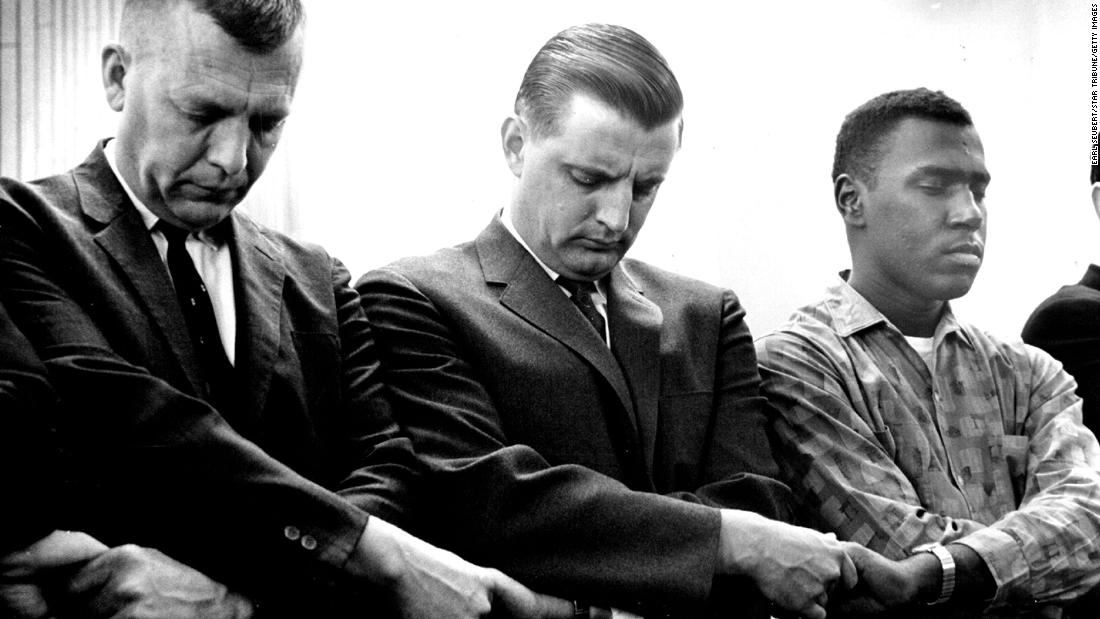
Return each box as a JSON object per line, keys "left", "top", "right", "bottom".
{"left": 173, "top": 203, "right": 236, "bottom": 229}
{"left": 929, "top": 277, "right": 977, "bottom": 301}
{"left": 568, "top": 263, "right": 616, "bottom": 281}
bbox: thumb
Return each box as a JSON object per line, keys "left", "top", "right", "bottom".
{"left": 485, "top": 570, "right": 574, "bottom": 619}
{"left": 531, "top": 592, "right": 574, "bottom": 619}
{"left": 31, "top": 531, "right": 109, "bottom": 568}
{"left": 1, "top": 531, "right": 108, "bottom": 574}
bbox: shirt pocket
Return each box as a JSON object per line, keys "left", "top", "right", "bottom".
{"left": 1001, "top": 434, "right": 1029, "bottom": 502}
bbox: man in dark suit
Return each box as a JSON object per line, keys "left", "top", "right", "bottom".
{"left": 0, "top": 298, "right": 256, "bottom": 618}
{"left": 0, "top": 1, "right": 573, "bottom": 617}
{"left": 1022, "top": 163, "right": 1100, "bottom": 434}
{"left": 0, "top": 298, "right": 107, "bottom": 616}
{"left": 358, "top": 23, "right": 859, "bottom": 619}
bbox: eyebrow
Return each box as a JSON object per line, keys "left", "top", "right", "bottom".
{"left": 911, "top": 164, "right": 991, "bottom": 185}
{"left": 564, "top": 161, "right": 666, "bottom": 185}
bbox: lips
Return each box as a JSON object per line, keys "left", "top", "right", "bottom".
{"left": 946, "top": 242, "right": 983, "bottom": 259}
{"left": 177, "top": 182, "right": 241, "bottom": 202}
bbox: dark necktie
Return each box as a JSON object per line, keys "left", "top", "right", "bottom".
{"left": 156, "top": 221, "right": 235, "bottom": 410}
{"left": 556, "top": 276, "right": 607, "bottom": 342}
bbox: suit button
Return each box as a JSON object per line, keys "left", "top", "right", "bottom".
{"left": 301, "top": 535, "right": 317, "bottom": 550}
{"left": 283, "top": 525, "right": 301, "bottom": 541}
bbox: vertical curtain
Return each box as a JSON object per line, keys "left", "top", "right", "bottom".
{"left": 0, "top": 0, "right": 294, "bottom": 233}
{"left": 1, "top": 0, "right": 120, "bottom": 180}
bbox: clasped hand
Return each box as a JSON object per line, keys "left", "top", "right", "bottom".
{"left": 0, "top": 530, "right": 252, "bottom": 618}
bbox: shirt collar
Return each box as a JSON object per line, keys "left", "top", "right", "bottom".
{"left": 103, "top": 139, "right": 226, "bottom": 249}
{"left": 825, "top": 271, "right": 972, "bottom": 349}
{"left": 499, "top": 205, "right": 608, "bottom": 299}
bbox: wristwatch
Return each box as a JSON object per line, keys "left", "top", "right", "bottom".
{"left": 912, "top": 543, "right": 956, "bottom": 605}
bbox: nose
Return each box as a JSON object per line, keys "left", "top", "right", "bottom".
{"left": 205, "top": 118, "right": 249, "bottom": 177}
{"left": 948, "top": 188, "right": 984, "bottom": 230}
{"left": 594, "top": 183, "right": 632, "bottom": 235}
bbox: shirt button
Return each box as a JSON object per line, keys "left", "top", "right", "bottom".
{"left": 283, "top": 525, "right": 300, "bottom": 541}
{"left": 301, "top": 535, "right": 318, "bottom": 550}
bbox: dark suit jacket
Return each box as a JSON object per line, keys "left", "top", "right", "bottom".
{"left": 357, "top": 217, "right": 791, "bottom": 615}
{"left": 1023, "top": 264, "right": 1100, "bottom": 435}
{"left": 0, "top": 299, "right": 63, "bottom": 553}
{"left": 0, "top": 144, "right": 419, "bottom": 609}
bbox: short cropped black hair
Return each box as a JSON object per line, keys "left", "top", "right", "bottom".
{"left": 1091, "top": 161, "right": 1099, "bottom": 184}
{"left": 515, "top": 23, "right": 682, "bottom": 139}
{"left": 124, "top": 0, "right": 304, "bottom": 53}
{"left": 832, "top": 88, "right": 972, "bottom": 185}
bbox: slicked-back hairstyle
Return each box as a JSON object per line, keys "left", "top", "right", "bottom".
{"left": 515, "top": 23, "right": 683, "bottom": 140}
{"left": 1091, "top": 161, "right": 1099, "bottom": 184}
{"left": 123, "top": 0, "right": 304, "bottom": 53}
{"left": 832, "top": 88, "right": 973, "bottom": 185}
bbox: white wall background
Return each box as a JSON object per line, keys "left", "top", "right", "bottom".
{"left": 3, "top": 0, "right": 1092, "bottom": 339}
{"left": 283, "top": 0, "right": 1093, "bottom": 339}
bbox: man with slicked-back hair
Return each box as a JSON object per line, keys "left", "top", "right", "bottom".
{"left": 0, "top": 1, "right": 575, "bottom": 617}
{"left": 359, "top": 23, "right": 862, "bottom": 619}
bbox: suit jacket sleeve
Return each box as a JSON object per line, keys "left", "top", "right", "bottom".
{"left": 327, "top": 256, "right": 424, "bottom": 526}
{"left": 0, "top": 185, "right": 370, "bottom": 589}
{"left": 1022, "top": 293, "right": 1100, "bottom": 434}
{"left": 661, "top": 288, "right": 790, "bottom": 515}
{"left": 0, "top": 299, "right": 64, "bottom": 553}
{"left": 358, "top": 266, "right": 722, "bottom": 612}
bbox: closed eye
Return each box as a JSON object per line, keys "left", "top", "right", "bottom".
{"left": 251, "top": 115, "right": 287, "bottom": 136}
{"left": 634, "top": 180, "right": 662, "bottom": 199}
{"left": 570, "top": 168, "right": 603, "bottom": 187}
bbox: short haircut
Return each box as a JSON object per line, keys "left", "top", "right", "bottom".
{"left": 1091, "top": 162, "right": 1099, "bottom": 184}
{"left": 832, "top": 88, "right": 973, "bottom": 184}
{"left": 122, "top": 0, "right": 304, "bottom": 54}
{"left": 515, "top": 23, "right": 683, "bottom": 139}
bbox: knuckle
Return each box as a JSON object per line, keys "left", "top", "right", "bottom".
{"left": 111, "top": 544, "right": 146, "bottom": 563}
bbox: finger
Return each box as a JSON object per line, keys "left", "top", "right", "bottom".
{"left": 62, "top": 549, "right": 125, "bottom": 598}
{"left": 0, "top": 582, "right": 51, "bottom": 618}
{"left": 484, "top": 570, "right": 543, "bottom": 618}
{"left": 802, "top": 602, "right": 827, "bottom": 619}
{"left": 41, "top": 532, "right": 109, "bottom": 568}
{"left": 489, "top": 571, "right": 574, "bottom": 619}
{"left": 534, "top": 593, "right": 574, "bottom": 619}
{"left": 2, "top": 531, "right": 109, "bottom": 573}
{"left": 840, "top": 548, "right": 859, "bottom": 590}
{"left": 841, "top": 542, "right": 872, "bottom": 570}
{"left": 223, "top": 592, "right": 255, "bottom": 619}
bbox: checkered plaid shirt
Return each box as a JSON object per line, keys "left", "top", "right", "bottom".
{"left": 756, "top": 277, "right": 1100, "bottom": 611}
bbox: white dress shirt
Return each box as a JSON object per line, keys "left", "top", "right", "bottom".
{"left": 104, "top": 139, "right": 237, "bottom": 364}
{"left": 500, "top": 205, "right": 611, "bottom": 346}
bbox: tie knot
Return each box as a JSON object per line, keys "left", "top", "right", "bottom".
{"left": 556, "top": 276, "right": 598, "bottom": 298}
{"left": 156, "top": 221, "right": 190, "bottom": 247}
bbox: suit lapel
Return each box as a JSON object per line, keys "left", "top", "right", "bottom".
{"left": 231, "top": 215, "right": 284, "bottom": 424}
{"left": 1080, "top": 264, "right": 1100, "bottom": 291}
{"left": 608, "top": 263, "right": 663, "bottom": 477}
{"left": 77, "top": 148, "right": 205, "bottom": 395}
{"left": 476, "top": 217, "right": 637, "bottom": 429}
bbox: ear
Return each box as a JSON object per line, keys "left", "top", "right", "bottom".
{"left": 101, "top": 44, "right": 129, "bottom": 112}
{"left": 501, "top": 116, "right": 527, "bottom": 178}
{"left": 1091, "top": 182, "right": 1100, "bottom": 221}
{"left": 834, "top": 173, "right": 866, "bottom": 227}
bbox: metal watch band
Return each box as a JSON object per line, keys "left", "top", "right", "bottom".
{"left": 922, "top": 544, "right": 956, "bottom": 605}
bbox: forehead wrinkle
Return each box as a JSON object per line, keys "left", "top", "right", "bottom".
{"left": 180, "top": 53, "right": 294, "bottom": 97}
{"left": 909, "top": 161, "right": 990, "bottom": 183}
